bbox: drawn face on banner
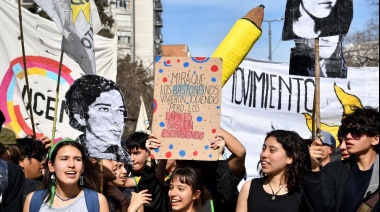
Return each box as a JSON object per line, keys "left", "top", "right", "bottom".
{"left": 85, "top": 90, "right": 125, "bottom": 143}
{"left": 302, "top": 0, "right": 337, "bottom": 19}
{"left": 289, "top": 35, "right": 345, "bottom": 78}
{"left": 65, "top": 75, "right": 131, "bottom": 164}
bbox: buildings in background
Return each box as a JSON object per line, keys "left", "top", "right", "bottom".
{"left": 18, "top": 0, "right": 193, "bottom": 74}
{"left": 162, "top": 44, "right": 191, "bottom": 57}
{"left": 107, "top": 0, "right": 163, "bottom": 76}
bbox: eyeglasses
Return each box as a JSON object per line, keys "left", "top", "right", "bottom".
{"left": 339, "top": 127, "right": 370, "bottom": 140}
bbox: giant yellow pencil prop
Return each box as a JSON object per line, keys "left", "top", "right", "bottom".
{"left": 212, "top": 5, "right": 265, "bottom": 87}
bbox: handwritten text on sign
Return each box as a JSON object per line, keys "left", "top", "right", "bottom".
{"left": 152, "top": 57, "right": 222, "bottom": 161}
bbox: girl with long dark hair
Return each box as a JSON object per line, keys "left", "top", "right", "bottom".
{"left": 236, "top": 130, "right": 309, "bottom": 212}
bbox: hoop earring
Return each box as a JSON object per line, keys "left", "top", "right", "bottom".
{"left": 80, "top": 175, "right": 84, "bottom": 186}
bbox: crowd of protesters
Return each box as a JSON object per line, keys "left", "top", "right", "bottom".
{"left": 1, "top": 104, "right": 379, "bottom": 212}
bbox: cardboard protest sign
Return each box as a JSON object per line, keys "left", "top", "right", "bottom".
{"left": 152, "top": 57, "right": 222, "bottom": 161}
{"left": 282, "top": 0, "right": 353, "bottom": 40}
{"left": 289, "top": 35, "right": 346, "bottom": 78}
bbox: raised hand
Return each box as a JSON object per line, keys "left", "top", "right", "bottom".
{"left": 145, "top": 134, "right": 161, "bottom": 151}
{"left": 127, "top": 190, "right": 152, "bottom": 212}
{"left": 211, "top": 134, "right": 226, "bottom": 160}
{"left": 309, "top": 136, "right": 324, "bottom": 172}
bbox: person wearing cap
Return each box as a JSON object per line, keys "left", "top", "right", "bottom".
{"left": 318, "top": 130, "right": 336, "bottom": 167}
{"left": 0, "top": 109, "right": 17, "bottom": 147}
{"left": 305, "top": 106, "right": 379, "bottom": 211}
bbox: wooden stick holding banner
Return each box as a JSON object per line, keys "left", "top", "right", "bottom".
{"left": 17, "top": 0, "right": 36, "bottom": 138}
{"left": 312, "top": 38, "right": 321, "bottom": 141}
{"left": 51, "top": 49, "right": 64, "bottom": 141}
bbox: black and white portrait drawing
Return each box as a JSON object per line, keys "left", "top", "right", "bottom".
{"left": 65, "top": 75, "right": 132, "bottom": 164}
{"left": 289, "top": 35, "right": 347, "bottom": 78}
{"left": 282, "top": 0, "right": 353, "bottom": 40}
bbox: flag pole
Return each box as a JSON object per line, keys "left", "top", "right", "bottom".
{"left": 18, "top": 0, "right": 36, "bottom": 139}
{"left": 51, "top": 49, "right": 64, "bottom": 141}
{"left": 312, "top": 38, "right": 321, "bottom": 142}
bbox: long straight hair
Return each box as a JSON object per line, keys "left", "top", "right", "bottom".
{"left": 41, "top": 140, "right": 97, "bottom": 203}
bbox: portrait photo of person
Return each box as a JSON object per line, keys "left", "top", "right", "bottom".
{"left": 65, "top": 75, "right": 132, "bottom": 164}
{"left": 289, "top": 35, "right": 347, "bottom": 78}
{"left": 282, "top": 0, "right": 353, "bottom": 40}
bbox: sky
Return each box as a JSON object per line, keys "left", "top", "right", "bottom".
{"left": 161, "top": 0, "right": 375, "bottom": 63}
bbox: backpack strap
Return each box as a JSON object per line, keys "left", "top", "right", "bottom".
{"left": 84, "top": 188, "right": 100, "bottom": 212}
{"left": 357, "top": 190, "right": 379, "bottom": 212}
{"left": 0, "top": 159, "right": 8, "bottom": 211}
{"left": 30, "top": 189, "right": 46, "bottom": 212}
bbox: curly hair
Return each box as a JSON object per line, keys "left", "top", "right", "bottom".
{"left": 65, "top": 75, "right": 127, "bottom": 132}
{"left": 338, "top": 106, "right": 379, "bottom": 151}
{"left": 258, "top": 130, "right": 309, "bottom": 193}
{"left": 16, "top": 137, "right": 47, "bottom": 162}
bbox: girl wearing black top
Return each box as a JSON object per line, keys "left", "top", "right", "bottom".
{"left": 236, "top": 130, "right": 309, "bottom": 212}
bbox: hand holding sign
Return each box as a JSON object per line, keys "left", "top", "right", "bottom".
{"left": 211, "top": 135, "right": 226, "bottom": 160}
{"left": 309, "top": 135, "right": 324, "bottom": 172}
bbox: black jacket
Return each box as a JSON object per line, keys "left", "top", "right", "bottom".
{"left": 138, "top": 164, "right": 170, "bottom": 212}
{"left": 0, "top": 161, "right": 25, "bottom": 212}
{"left": 198, "top": 160, "right": 243, "bottom": 212}
{"left": 303, "top": 155, "right": 379, "bottom": 212}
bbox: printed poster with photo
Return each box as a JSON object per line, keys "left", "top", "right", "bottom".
{"left": 289, "top": 36, "right": 346, "bottom": 78}
{"left": 152, "top": 57, "right": 222, "bottom": 161}
{"left": 282, "top": 0, "right": 353, "bottom": 40}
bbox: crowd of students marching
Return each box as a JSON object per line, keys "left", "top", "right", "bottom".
{"left": 0, "top": 106, "right": 378, "bottom": 212}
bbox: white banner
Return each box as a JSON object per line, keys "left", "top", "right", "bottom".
{"left": 221, "top": 58, "right": 379, "bottom": 180}
{"left": 0, "top": 0, "right": 117, "bottom": 140}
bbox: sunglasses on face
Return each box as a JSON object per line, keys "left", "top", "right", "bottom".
{"left": 27, "top": 154, "right": 44, "bottom": 162}
{"left": 339, "top": 127, "right": 370, "bottom": 140}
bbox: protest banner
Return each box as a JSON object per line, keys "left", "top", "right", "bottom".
{"left": 221, "top": 58, "right": 379, "bottom": 180}
{"left": 34, "top": 0, "right": 101, "bottom": 75}
{"left": 290, "top": 36, "right": 346, "bottom": 78}
{"left": 0, "top": 0, "right": 117, "bottom": 140}
{"left": 152, "top": 57, "right": 222, "bottom": 161}
{"left": 282, "top": 0, "right": 353, "bottom": 40}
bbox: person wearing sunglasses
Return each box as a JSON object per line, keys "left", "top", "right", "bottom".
{"left": 304, "top": 106, "right": 379, "bottom": 212}
{"left": 16, "top": 137, "right": 48, "bottom": 204}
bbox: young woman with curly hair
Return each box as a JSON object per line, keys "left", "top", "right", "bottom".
{"left": 236, "top": 130, "right": 309, "bottom": 212}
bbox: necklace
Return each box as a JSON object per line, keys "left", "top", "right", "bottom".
{"left": 55, "top": 192, "right": 79, "bottom": 202}
{"left": 268, "top": 180, "right": 286, "bottom": 200}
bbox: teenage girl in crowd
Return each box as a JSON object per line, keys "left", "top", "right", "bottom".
{"left": 169, "top": 167, "right": 210, "bottom": 212}
{"left": 147, "top": 128, "right": 246, "bottom": 212}
{"left": 236, "top": 130, "right": 309, "bottom": 212}
{"left": 23, "top": 139, "right": 151, "bottom": 211}
{"left": 23, "top": 138, "right": 109, "bottom": 211}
